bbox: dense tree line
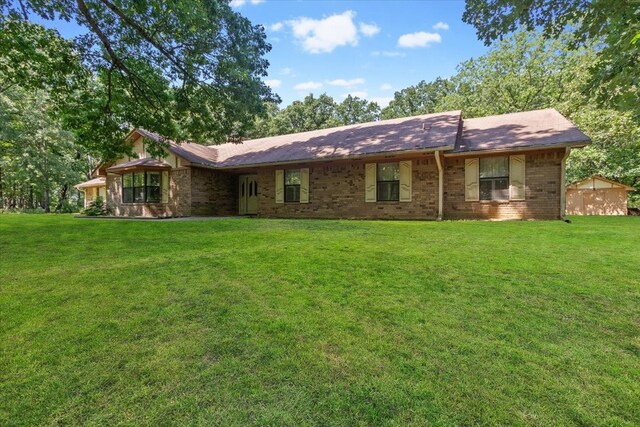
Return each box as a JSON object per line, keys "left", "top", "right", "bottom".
{"left": 248, "top": 94, "right": 381, "bottom": 138}
{"left": 0, "top": 88, "right": 91, "bottom": 212}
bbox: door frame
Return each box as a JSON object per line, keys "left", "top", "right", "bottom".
{"left": 238, "top": 174, "right": 258, "bottom": 215}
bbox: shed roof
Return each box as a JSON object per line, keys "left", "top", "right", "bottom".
{"left": 567, "top": 175, "right": 635, "bottom": 191}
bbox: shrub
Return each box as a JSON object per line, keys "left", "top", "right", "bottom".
{"left": 81, "top": 196, "right": 110, "bottom": 216}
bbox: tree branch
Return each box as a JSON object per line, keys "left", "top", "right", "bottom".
{"left": 75, "top": 0, "right": 158, "bottom": 110}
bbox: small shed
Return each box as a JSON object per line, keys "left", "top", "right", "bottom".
{"left": 566, "top": 176, "right": 635, "bottom": 215}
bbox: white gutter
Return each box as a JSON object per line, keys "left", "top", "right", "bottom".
{"left": 560, "top": 147, "right": 571, "bottom": 222}
{"left": 442, "top": 141, "right": 589, "bottom": 157}
{"left": 434, "top": 150, "right": 444, "bottom": 220}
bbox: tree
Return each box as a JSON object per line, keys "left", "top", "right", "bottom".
{"left": 438, "top": 32, "right": 593, "bottom": 118}
{"left": 270, "top": 94, "right": 339, "bottom": 136}
{"left": 335, "top": 95, "right": 380, "bottom": 125}
{"left": 0, "top": 0, "right": 278, "bottom": 159}
{"left": 0, "top": 87, "right": 88, "bottom": 212}
{"left": 381, "top": 78, "right": 452, "bottom": 120}
{"left": 462, "top": 0, "right": 640, "bottom": 116}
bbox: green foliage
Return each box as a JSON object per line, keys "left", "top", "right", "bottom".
{"left": 0, "top": 87, "right": 89, "bottom": 212}
{"left": 248, "top": 94, "right": 380, "bottom": 138}
{"left": 438, "top": 32, "right": 593, "bottom": 117}
{"left": 1, "top": 215, "right": 639, "bottom": 424}
{"left": 0, "top": 0, "right": 278, "bottom": 159}
{"left": 381, "top": 78, "right": 452, "bottom": 119}
{"left": 462, "top": 0, "right": 640, "bottom": 117}
{"left": 336, "top": 95, "right": 381, "bottom": 125}
{"left": 81, "top": 196, "right": 109, "bottom": 216}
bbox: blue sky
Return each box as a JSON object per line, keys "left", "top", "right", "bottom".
{"left": 235, "top": 0, "right": 490, "bottom": 107}
{"left": 38, "top": 0, "right": 490, "bottom": 108}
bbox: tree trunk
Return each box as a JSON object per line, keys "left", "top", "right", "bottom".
{"left": 55, "top": 184, "right": 68, "bottom": 212}
{"left": 0, "top": 165, "right": 3, "bottom": 209}
{"left": 44, "top": 187, "right": 50, "bottom": 213}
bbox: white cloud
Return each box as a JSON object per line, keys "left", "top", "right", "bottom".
{"left": 379, "top": 83, "right": 393, "bottom": 91}
{"left": 294, "top": 81, "right": 323, "bottom": 90}
{"left": 230, "top": 0, "right": 263, "bottom": 7}
{"left": 280, "top": 67, "right": 293, "bottom": 76}
{"left": 359, "top": 22, "right": 380, "bottom": 37}
{"left": 372, "top": 50, "right": 406, "bottom": 57}
{"left": 288, "top": 11, "right": 359, "bottom": 54}
{"left": 342, "top": 91, "right": 368, "bottom": 99}
{"left": 265, "top": 79, "right": 281, "bottom": 89}
{"left": 371, "top": 96, "right": 394, "bottom": 108}
{"left": 433, "top": 22, "right": 449, "bottom": 31}
{"left": 398, "top": 31, "right": 442, "bottom": 48}
{"left": 270, "top": 22, "right": 283, "bottom": 32}
{"left": 328, "top": 78, "right": 365, "bottom": 88}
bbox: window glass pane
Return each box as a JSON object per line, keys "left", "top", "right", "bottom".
{"left": 123, "top": 173, "right": 133, "bottom": 188}
{"left": 147, "top": 172, "right": 161, "bottom": 187}
{"left": 134, "top": 187, "right": 145, "bottom": 202}
{"left": 494, "top": 178, "right": 509, "bottom": 200}
{"left": 146, "top": 186, "right": 161, "bottom": 203}
{"left": 285, "top": 185, "right": 300, "bottom": 202}
{"left": 480, "top": 180, "right": 492, "bottom": 200}
{"left": 285, "top": 169, "right": 301, "bottom": 185}
{"left": 377, "top": 163, "right": 400, "bottom": 181}
{"left": 480, "top": 178, "right": 509, "bottom": 201}
{"left": 134, "top": 173, "right": 145, "bottom": 187}
{"left": 377, "top": 181, "right": 399, "bottom": 201}
{"left": 480, "top": 157, "right": 508, "bottom": 178}
{"left": 123, "top": 188, "right": 133, "bottom": 203}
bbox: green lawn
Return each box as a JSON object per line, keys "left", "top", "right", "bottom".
{"left": 1, "top": 215, "right": 638, "bottom": 426}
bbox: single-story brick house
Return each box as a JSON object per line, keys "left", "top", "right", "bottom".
{"left": 77, "top": 108, "right": 590, "bottom": 220}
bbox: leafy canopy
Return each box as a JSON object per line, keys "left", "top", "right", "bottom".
{"left": 0, "top": 0, "right": 278, "bottom": 159}
{"left": 462, "top": 0, "right": 640, "bottom": 116}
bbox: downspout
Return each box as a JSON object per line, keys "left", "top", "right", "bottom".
{"left": 560, "top": 147, "right": 571, "bottom": 223}
{"left": 435, "top": 150, "right": 443, "bottom": 221}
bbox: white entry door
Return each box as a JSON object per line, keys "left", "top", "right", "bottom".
{"left": 239, "top": 175, "right": 258, "bottom": 215}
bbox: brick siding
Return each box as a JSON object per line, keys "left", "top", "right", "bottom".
{"left": 442, "top": 149, "right": 564, "bottom": 220}
{"left": 256, "top": 156, "right": 439, "bottom": 219}
{"left": 106, "top": 168, "right": 191, "bottom": 217}
{"left": 190, "top": 167, "right": 236, "bottom": 216}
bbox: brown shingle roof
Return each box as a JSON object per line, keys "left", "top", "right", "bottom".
{"left": 213, "top": 111, "right": 462, "bottom": 167}
{"left": 74, "top": 176, "right": 106, "bottom": 189}
{"left": 132, "top": 129, "right": 218, "bottom": 167}
{"left": 128, "top": 108, "right": 589, "bottom": 169}
{"left": 106, "top": 158, "right": 172, "bottom": 173}
{"left": 454, "top": 108, "right": 590, "bottom": 154}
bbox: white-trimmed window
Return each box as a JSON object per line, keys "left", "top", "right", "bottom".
{"left": 122, "top": 171, "right": 161, "bottom": 203}
{"left": 479, "top": 157, "right": 509, "bottom": 201}
{"left": 376, "top": 163, "right": 400, "bottom": 201}
{"left": 284, "top": 169, "right": 301, "bottom": 202}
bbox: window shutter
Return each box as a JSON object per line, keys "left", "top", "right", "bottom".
{"left": 275, "top": 169, "right": 284, "bottom": 204}
{"left": 300, "top": 168, "right": 309, "bottom": 203}
{"left": 365, "top": 163, "right": 376, "bottom": 202}
{"left": 509, "top": 155, "right": 526, "bottom": 201}
{"left": 465, "top": 158, "right": 479, "bottom": 201}
{"left": 162, "top": 171, "right": 169, "bottom": 203}
{"left": 399, "top": 160, "right": 412, "bottom": 202}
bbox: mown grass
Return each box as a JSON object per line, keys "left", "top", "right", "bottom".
{"left": 0, "top": 215, "right": 638, "bottom": 426}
